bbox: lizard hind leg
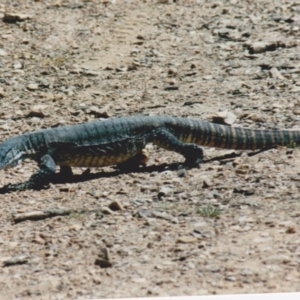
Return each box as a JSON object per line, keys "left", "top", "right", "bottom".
{"left": 116, "top": 149, "right": 149, "bottom": 172}
{"left": 152, "top": 127, "right": 204, "bottom": 169}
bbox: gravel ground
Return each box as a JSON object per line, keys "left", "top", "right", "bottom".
{"left": 1, "top": 0, "right": 300, "bottom": 298}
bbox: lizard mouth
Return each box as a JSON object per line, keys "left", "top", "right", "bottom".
{"left": 3, "top": 161, "right": 20, "bottom": 170}
{"left": 3, "top": 152, "right": 26, "bottom": 170}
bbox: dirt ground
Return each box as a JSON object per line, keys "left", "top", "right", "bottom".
{"left": 1, "top": 0, "right": 300, "bottom": 298}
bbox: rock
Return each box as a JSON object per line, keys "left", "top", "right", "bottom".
{"left": 246, "top": 41, "right": 269, "bottom": 53}
{"left": 286, "top": 227, "right": 296, "bottom": 234}
{"left": 81, "top": 69, "right": 100, "bottom": 76}
{"left": 177, "top": 168, "right": 186, "bottom": 177}
{"left": 171, "top": 217, "right": 179, "bottom": 224}
{"left": 91, "top": 190, "right": 102, "bottom": 198}
{"left": 203, "top": 75, "right": 213, "bottom": 80}
{"left": 152, "top": 211, "right": 172, "bottom": 221}
{"left": 193, "top": 221, "right": 208, "bottom": 228}
{"left": 158, "top": 186, "right": 173, "bottom": 199}
{"left": 278, "top": 220, "right": 295, "bottom": 228}
{"left": 13, "top": 62, "right": 22, "bottom": 69}
{"left": 272, "top": 15, "right": 295, "bottom": 23}
{"left": 95, "top": 248, "right": 112, "bottom": 268}
{"left": 244, "top": 40, "right": 283, "bottom": 54}
{"left": 27, "top": 105, "right": 49, "bottom": 118}
{"left": 270, "top": 67, "right": 285, "bottom": 80}
{"left": 0, "top": 49, "right": 7, "bottom": 56}
{"left": 272, "top": 103, "right": 282, "bottom": 109}
{"left": 108, "top": 200, "right": 123, "bottom": 211}
{"left": 235, "top": 164, "right": 250, "bottom": 175}
{"left": 32, "top": 234, "right": 46, "bottom": 245}
{"left": 263, "top": 254, "right": 291, "bottom": 265}
{"left": 290, "top": 85, "right": 300, "bottom": 92}
{"left": 136, "top": 34, "right": 144, "bottom": 40}
{"left": 3, "top": 12, "right": 31, "bottom": 23}
{"left": 164, "top": 85, "right": 179, "bottom": 91}
{"left": 292, "top": 107, "right": 300, "bottom": 115}
{"left": 202, "top": 176, "right": 213, "bottom": 188}
{"left": 12, "top": 210, "right": 48, "bottom": 223}
{"left": 27, "top": 83, "right": 39, "bottom": 91}
{"left": 206, "top": 265, "right": 221, "bottom": 273}
{"left": 101, "top": 208, "right": 115, "bottom": 215}
{"left": 238, "top": 216, "right": 255, "bottom": 224}
{"left": 68, "top": 224, "right": 82, "bottom": 232}
{"left": 233, "top": 187, "right": 254, "bottom": 196}
{"left": 0, "top": 123, "right": 12, "bottom": 130}
{"left": 88, "top": 106, "right": 110, "bottom": 118}
{"left": 131, "top": 277, "right": 146, "bottom": 283}
{"left": 68, "top": 65, "right": 81, "bottom": 74}
{"left": 225, "top": 276, "right": 236, "bottom": 282}
{"left": 3, "top": 255, "right": 28, "bottom": 267}
{"left": 136, "top": 209, "right": 152, "bottom": 219}
{"left": 168, "top": 67, "right": 178, "bottom": 76}
{"left": 115, "top": 67, "right": 127, "bottom": 73}
{"left": 212, "top": 110, "right": 237, "bottom": 125}
{"left": 240, "top": 269, "right": 253, "bottom": 276}
{"left": 176, "top": 236, "right": 198, "bottom": 244}
{"left": 264, "top": 219, "right": 275, "bottom": 226}
{"left": 130, "top": 48, "right": 140, "bottom": 56}
{"left": 92, "top": 275, "right": 102, "bottom": 284}
{"left": 0, "top": 87, "right": 5, "bottom": 97}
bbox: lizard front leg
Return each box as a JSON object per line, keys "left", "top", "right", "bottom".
{"left": 0, "top": 154, "right": 57, "bottom": 193}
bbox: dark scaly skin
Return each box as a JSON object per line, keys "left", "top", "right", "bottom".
{"left": 0, "top": 115, "right": 300, "bottom": 192}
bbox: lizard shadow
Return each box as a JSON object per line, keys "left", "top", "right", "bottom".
{"left": 51, "top": 149, "right": 266, "bottom": 184}
{"left": 0, "top": 149, "right": 266, "bottom": 193}
{"left": 51, "top": 162, "right": 182, "bottom": 184}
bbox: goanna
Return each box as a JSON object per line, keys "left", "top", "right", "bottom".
{"left": 0, "top": 115, "right": 299, "bottom": 192}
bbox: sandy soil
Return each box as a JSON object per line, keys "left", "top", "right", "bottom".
{"left": 0, "top": 0, "right": 300, "bottom": 298}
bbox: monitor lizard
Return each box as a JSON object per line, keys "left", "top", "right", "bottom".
{"left": 0, "top": 115, "right": 299, "bottom": 192}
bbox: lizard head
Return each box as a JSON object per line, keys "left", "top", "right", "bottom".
{"left": 0, "top": 137, "right": 28, "bottom": 170}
